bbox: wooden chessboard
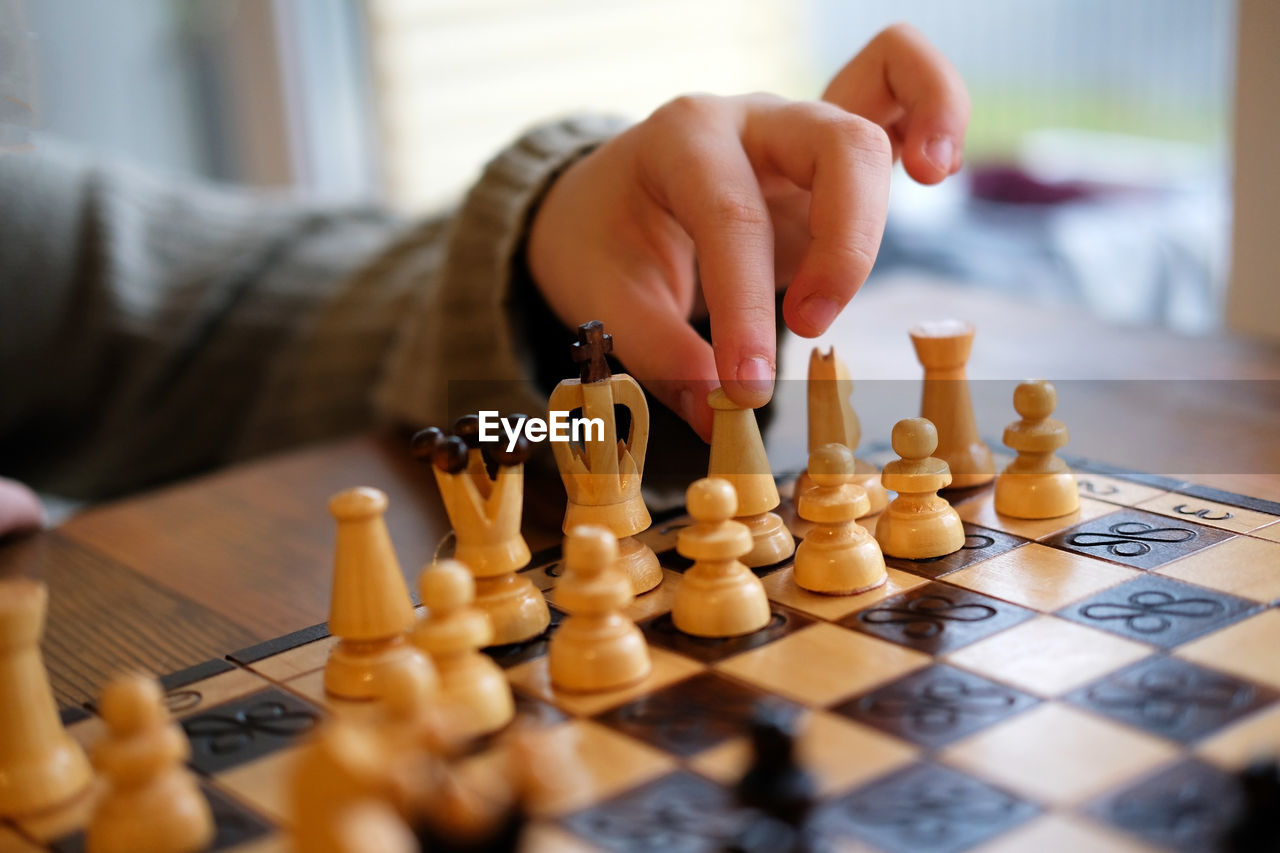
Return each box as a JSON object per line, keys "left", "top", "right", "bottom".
{"left": 7, "top": 455, "right": 1280, "bottom": 853}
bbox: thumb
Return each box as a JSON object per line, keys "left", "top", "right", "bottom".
{"left": 0, "top": 477, "right": 45, "bottom": 538}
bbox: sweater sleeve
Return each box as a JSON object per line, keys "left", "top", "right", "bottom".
{"left": 374, "top": 115, "right": 627, "bottom": 431}
{"left": 0, "top": 119, "right": 624, "bottom": 501}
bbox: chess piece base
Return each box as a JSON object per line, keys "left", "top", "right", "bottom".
{"left": 875, "top": 501, "right": 966, "bottom": 560}
{"left": 794, "top": 527, "right": 887, "bottom": 595}
{"left": 88, "top": 770, "right": 214, "bottom": 853}
{"left": 995, "top": 471, "right": 1080, "bottom": 519}
{"left": 10, "top": 786, "right": 94, "bottom": 843}
{"left": 672, "top": 563, "right": 771, "bottom": 638}
{"left": 324, "top": 636, "right": 431, "bottom": 701}
{"left": 737, "top": 511, "right": 796, "bottom": 568}
{"left": 438, "top": 654, "right": 515, "bottom": 738}
{"left": 939, "top": 442, "right": 995, "bottom": 490}
{"left": 549, "top": 616, "right": 651, "bottom": 693}
{"left": 615, "top": 536, "right": 663, "bottom": 595}
{"left": 473, "top": 574, "right": 550, "bottom": 645}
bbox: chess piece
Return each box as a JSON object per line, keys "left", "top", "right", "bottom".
{"left": 994, "top": 380, "right": 1080, "bottom": 519}
{"left": 549, "top": 525, "right": 651, "bottom": 693}
{"left": 1224, "top": 757, "right": 1280, "bottom": 852}
{"left": 793, "top": 347, "right": 888, "bottom": 539}
{"left": 324, "top": 487, "right": 436, "bottom": 700}
{"left": 875, "top": 418, "right": 966, "bottom": 559}
{"left": 411, "top": 559, "right": 515, "bottom": 738}
{"left": 549, "top": 321, "right": 662, "bottom": 596}
{"left": 86, "top": 673, "right": 214, "bottom": 853}
{"left": 910, "top": 320, "right": 994, "bottom": 488}
{"left": 672, "top": 478, "right": 771, "bottom": 638}
{"left": 707, "top": 388, "right": 796, "bottom": 567}
{"left": 793, "top": 444, "right": 887, "bottom": 595}
{"left": 0, "top": 579, "right": 92, "bottom": 820}
{"left": 291, "top": 722, "right": 416, "bottom": 853}
{"left": 731, "top": 702, "right": 817, "bottom": 853}
{"left": 412, "top": 425, "right": 550, "bottom": 645}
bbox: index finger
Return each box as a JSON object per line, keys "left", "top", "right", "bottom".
{"left": 640, "top": 96, "right": 779, "bottom": 409}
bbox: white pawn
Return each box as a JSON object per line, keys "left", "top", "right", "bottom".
{"left": 86, "top": 673, "right": 214, "bottom": 853}
{"left": 410, "top": 560, "right": 514, "bottom": 738}
{"left": 794, "top": 444, "right": 887, "bottom": 595}
{"left": 995, "top": 380, "right": 1080, "bottom": 519}
{"left": 325, "top": 487, "right": 435, "bottom": 701}
{"left": 549, "top": 526, "right": 651, "bottom": 693}
{"left": 875, "top": 418, "right": 966, "bottom": 560}
{"left": 672, "top": 478, "right": 771, "bottom": 638}
{"left": 290, "top": 722, "right": 416, "bottom": 853}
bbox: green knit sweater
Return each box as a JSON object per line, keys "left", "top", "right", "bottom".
{"left": 0, "top": 117, "right": 624, "bottom": 499}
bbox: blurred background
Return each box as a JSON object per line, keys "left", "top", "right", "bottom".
{"left": 4, "top": 0, "right": 1273, "bottom": 340}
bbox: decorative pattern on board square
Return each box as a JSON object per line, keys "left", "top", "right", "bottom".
{"left": 1057, "top": 575, "right": 1262, "bottom": 650}
{"left": 593, "top": 671, "right": 799, "bottom": 757}
{"left": 180, "top": 686, "right": 322, "bottom": 775}
{"left": 884, "top": 524, "right": 1028, "bottom": 580}
{"left": 842, "top": 582, "right": 1035, "bottom": 655}
{"left": 1064, "top": 656, "right": 1278, "bottom": 744}
{"left": 1042, "top": 508, "right": 1232, "bottom": 570}
{"left": 816, "top": 761, "right": 1039, "bottom": 853}
{"left": 559, "top": 769, "right": 751, "bottom": 853}
{"left": 641, "top": 605, "right": 814, "bottom": 664}
{"left": 1088, "top": 758, "right": 1243, "bottom": 852}
{"left": 831, "top": 664, "right": 1040, "bottom": 749}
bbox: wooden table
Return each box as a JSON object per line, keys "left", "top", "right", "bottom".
{"left": 3, "top": 279, "right": 1278, "bottom": 709}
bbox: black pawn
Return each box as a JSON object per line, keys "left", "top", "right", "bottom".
{"left": 1225, "top": 757, "right": 1280, "bottom": 853}
{"left": 728, "top": 702, "right": 817, "bottom": 853}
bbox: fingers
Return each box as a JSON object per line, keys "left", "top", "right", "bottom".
{"left": 822, "top": 22, "right": 970, "bottom": 185}
{"left": 743, "top": 100, "right": 893, "bottom": 338}
{"left": 640, "top": 96, "right": 779, "bottom": 409}
{"left": 606, "top": 288, "right": 720, "bottom": 442}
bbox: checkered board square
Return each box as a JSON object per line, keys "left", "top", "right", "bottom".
{"left": 7, "top": 464, "right": 1279, "bottom": 853}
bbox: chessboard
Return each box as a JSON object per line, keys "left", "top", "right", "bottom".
{"left": 8, "top": 454, "right": 1279, "bottom": 853}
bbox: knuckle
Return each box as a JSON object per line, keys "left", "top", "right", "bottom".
{"left": 652, "top": 94, "right": 722, "bottom": 131}
{"left": 705, "top": 191, "right": 771, "bottom": 233}
{"left": 808, "top": 108, "right": 893, "bottom": 165}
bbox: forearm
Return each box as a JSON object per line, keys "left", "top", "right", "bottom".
{"left": 0, "top": 140, "right": 418, "bottom": 497}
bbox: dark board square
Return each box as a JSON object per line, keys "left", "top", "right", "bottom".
{"left": 228, "top": 622, "right": 329, "bottom": 665}
{"left": 816, "top": 762, "right": 1039, "bottom": 853}
{"left": 593, "top": 671, "right": 798, "bottom": 757}
{"left": 884, "top": 524, "right": 1028, "bottom": 580}
{"left": 46, "top": 780, "right": 274, "bottom": 853}
{"left": 1088, "top": 758, "right": 1243, "bottom": 852}
{"left": 560, "top": 769, "right": 751, "bottom": 852}
{"left": 641, "top": 605, "right": 814, "bottom": 664}
{"left": 1057, "top": 575, "right": 1262, "bottom": 650}
{"left": 59, "top": 705, "right": 91, "bottom": 726}
{"left": 1042, "top": 508, "right": 1233, "bottom": 570}
{"left": 832, "top": 664, "right": 1040, "bottom": 749}
{"left": 1064, "top": 656, "right": 1278, "bottom": 744}
{"left": 842, "top": 582, "right": 1035, "bottom": 655}
{"left": 483, "top": 605, "right": 565, "bottom": 669}
{"left": 181, "top": 686, "right": 322, "bottom": 775}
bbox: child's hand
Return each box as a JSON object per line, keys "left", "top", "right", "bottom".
{"left": 528, "top": 23, "right": 968, "bottom": 440}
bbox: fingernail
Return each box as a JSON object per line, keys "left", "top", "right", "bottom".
{"left": 925, "top": 136, "right": 954, "bottom": 173}
{"left": 678, "top": 388, "right": 695, "bottom": 424}
{"left": 736, "top": 356, "right": 775, "bottom": 395}
{"left": 797, "top": 294, "right": 840, "bottom": 333}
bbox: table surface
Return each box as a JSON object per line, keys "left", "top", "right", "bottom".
{"left": 3, "top": 278, "right": 1278, "bottom": 708}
